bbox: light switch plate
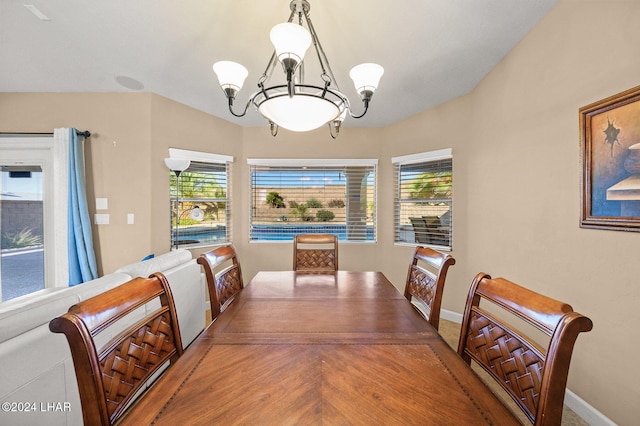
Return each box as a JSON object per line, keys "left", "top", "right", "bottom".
{"left": 96, "top": 198, "right": 108, "bottom": 210}
{"left": 94, "top": 214, "right": 110, "bottom": 225}
{"left": 127, "top": 213, "right": 134, "bottom": 225}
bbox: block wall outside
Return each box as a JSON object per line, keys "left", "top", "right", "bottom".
{"left": 0, "top": 200, "right": 44, "bottom": 248}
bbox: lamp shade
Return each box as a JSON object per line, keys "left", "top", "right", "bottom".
{"left": 164, "top": 158, "right": 191, "bottom": 172}
{"left": 189, "top": 206, "right": 205, "bottom": 221}
{"left": 349, "top": 63, "right": 384, "bottom": 95}
{"left": 270, "top": 23, "right": 312, "bottom": 65}
{"left": 212, "top": 61, "right": 249, "bottom": 92}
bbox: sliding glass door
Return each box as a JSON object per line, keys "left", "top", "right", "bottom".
{"left": 0, "top": 164, "right": 44, "bottom": 301}
{"left": 0, "top": 136, "right": 54, "bottom": 302}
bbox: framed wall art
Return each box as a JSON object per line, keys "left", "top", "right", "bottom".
{"left": 580, "top": 84, "right": 640, "bottom": 231}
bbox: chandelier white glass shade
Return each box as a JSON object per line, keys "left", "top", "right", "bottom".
{"left": 350, "top": 63, "right": 385, "bottom": 103}
{"left": 270, "top": 23, "right": 311, "bottom": 72}
{"left": 211, "top": 0, "right": 383, "bottom": 138}
{"left": 211, "top": 61, "right": 248, "bottom": 100}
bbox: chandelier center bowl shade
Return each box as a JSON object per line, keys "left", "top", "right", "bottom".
{"left": 254, "top": 86, "right": 347, "bottom": 132}
{"left": 211, "top": 0, "right": 383, "bottom": 138}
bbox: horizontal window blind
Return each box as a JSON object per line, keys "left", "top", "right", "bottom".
{"left": 170, "top": 160, "right": 231, "bottom": 247}
{"left": 393, "top": 153, "right": 452, "bottom": 249}
{"left": 249, "top": 162, "right": 376, "bottom": 242}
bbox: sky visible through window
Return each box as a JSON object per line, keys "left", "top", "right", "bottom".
{"left": 0, "top": 171, "right": 43, "bottom": 200}
{"left": 254, "top": 170, "right": 374, "bottom": 188}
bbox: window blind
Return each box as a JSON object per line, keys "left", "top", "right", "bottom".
{"left": 248, "top": 160, "right": 376, "bottom": 242}
{"left": 169, "top": 158, "right": 231, "bottom": 247}
{"left": 393, "top": 151, "right": 452, "bottom": 249}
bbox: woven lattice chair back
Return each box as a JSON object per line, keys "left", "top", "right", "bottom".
{"left": 197, "top": 245, "right": 244, "bottom": 319}
{"left": 457, "top": 273, "right": 593, "bottom": 425}
{"left": 49, "top": 273, "right": 183, "bottom": 426}
{"left": 293, "top": 234, "right": 338, "bottom": 273}
{"left": 403, "top": 246, "right": 455, "bottom": 330}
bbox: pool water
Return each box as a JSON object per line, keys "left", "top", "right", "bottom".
{"left": 251, "top": 224, "right": 374, "bottom": 241}
{"left": 174, "top": 224, "right": 375, "bottom": 244}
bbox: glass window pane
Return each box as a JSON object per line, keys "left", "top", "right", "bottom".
{"left": 249, "top": 163, "right": 376, "bottom": 242}
{"left": 394, "top": 157, "right": 452, "bottom": 249}
{"left": 169, "top": 161, "right": 230, "bottom": 248}
{"left": 1, "top": 166, "right": 44, "bottom": 301}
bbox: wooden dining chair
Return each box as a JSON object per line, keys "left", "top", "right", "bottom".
{"left": 293, "top": 233, "right": 339, "bottom": 273}
{"left": 197, "top": 244, "right": 244, "bottom": 319}
{"left": 457, "top": 273, "right": 593, "bottom": 425}
{"left": 403, "top": 246, "right": 456, "bottom": 330}
{"left": 49, "top": 273, "right": 183, "bottom": 426}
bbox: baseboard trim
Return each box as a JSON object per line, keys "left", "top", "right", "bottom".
{"left": 441, "top": 308, "right": 463, "bottom": 324}
{"left": 563, "top": 389, "right": 616, "bottom": 426}
{"left": 440, "top": 309, "right": 616, "bottom": 426}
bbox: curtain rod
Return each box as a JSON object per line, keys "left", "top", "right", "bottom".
{"left": 0, "top": 130, "right": 91, "bottom": 137}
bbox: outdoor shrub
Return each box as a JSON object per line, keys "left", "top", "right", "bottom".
{"left": 291, "top": 204, "right": 312, "bottom": 222}
{"left": 316, "top": 209, "right": 335, "bottom": 222}
{"left": 2, "top": 228, "right": 43, "bottom": 249}
{"left": 327, "top": 199, "right": 345, "bottom": 208}
{"left": 306, "top": 198, "right": 323, "bottom": 208}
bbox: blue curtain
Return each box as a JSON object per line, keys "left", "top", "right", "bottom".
{"left": 67, "top": 129, "right": 98, "bottom": 285}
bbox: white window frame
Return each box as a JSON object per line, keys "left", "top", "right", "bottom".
{"left": 392, "top": 149, "right": 453, "bottom": 250}
{"left": 247, "top": 158, "right": 378, "bottom": 243}
{"left": 1, "top": 135, "right": 67, "bottom": 301}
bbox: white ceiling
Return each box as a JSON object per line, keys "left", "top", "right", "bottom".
{"left": 0, "top": 0, "right": 558, "bottom": 129}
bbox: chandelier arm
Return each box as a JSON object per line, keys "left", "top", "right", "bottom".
{"left": 227, "top": 96, "right": 253, "bottom": 118}
{"left": 321, "top": 80, "right": 330, "bottom": 97}
{"left": 303, "top": 8, "right": 340, "bottom": 91}
{"left": 260, "top": 51, "right": 279, "bottom": 84}
{"left": 286, "top": 7, "right": 296, "bottom": 23}
{"left": 348, "top": 100, "right": 370, "bottom": 119}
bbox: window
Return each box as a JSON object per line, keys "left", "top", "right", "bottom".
{"left": 168, "top": 149, "right": 232, "bottom": 248}
{"left": 393, "top": 149, "right": 452, "bottom": 250}
{"left": 1, "top": 136, "right": 60, "bottom": 301}
{"left": 248, "top": 159, "right": 377, "bottom": 242}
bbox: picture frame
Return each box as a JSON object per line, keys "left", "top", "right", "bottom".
{"left": 580, "top": 84, "right": 640, "bottom": 231}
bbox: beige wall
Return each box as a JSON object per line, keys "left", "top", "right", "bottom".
{"left": 0, "top": 92, "right": 241, "bottom": 274}
{"left": 0, "top": 92, "right": 154, "bottom": 274}
{"left": 1, "top": 0, "right": 638, "bottom": 423}
{"left": 383, "top": 1, "right": 640, "bottom": 424}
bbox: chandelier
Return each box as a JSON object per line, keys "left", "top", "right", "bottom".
{"left": 212, "top": 0, "right": 384, "bottom": 138}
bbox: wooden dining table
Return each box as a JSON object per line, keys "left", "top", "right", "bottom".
{"left": 119, "top": 271, "right": 520, "bottom": 425}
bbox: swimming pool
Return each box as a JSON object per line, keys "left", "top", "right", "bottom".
{"left": 174, "top": 224, "right": 374, "bottom": 245}
{"left": 175, "top": 226, "right": 226, "bottom": 246}
{"left": 250, "top": 224, "right": 375, "bottom": 241}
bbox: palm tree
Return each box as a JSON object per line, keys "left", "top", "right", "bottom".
{"left": 266, "top": 192, "right": 286, "bottom": 208}
{"left": 410, "top": 172, "right": 452, "bottom": 199}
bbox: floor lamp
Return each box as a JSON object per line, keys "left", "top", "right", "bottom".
{"left": 164, "top": 158, "right": 191, "bottom": 249}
